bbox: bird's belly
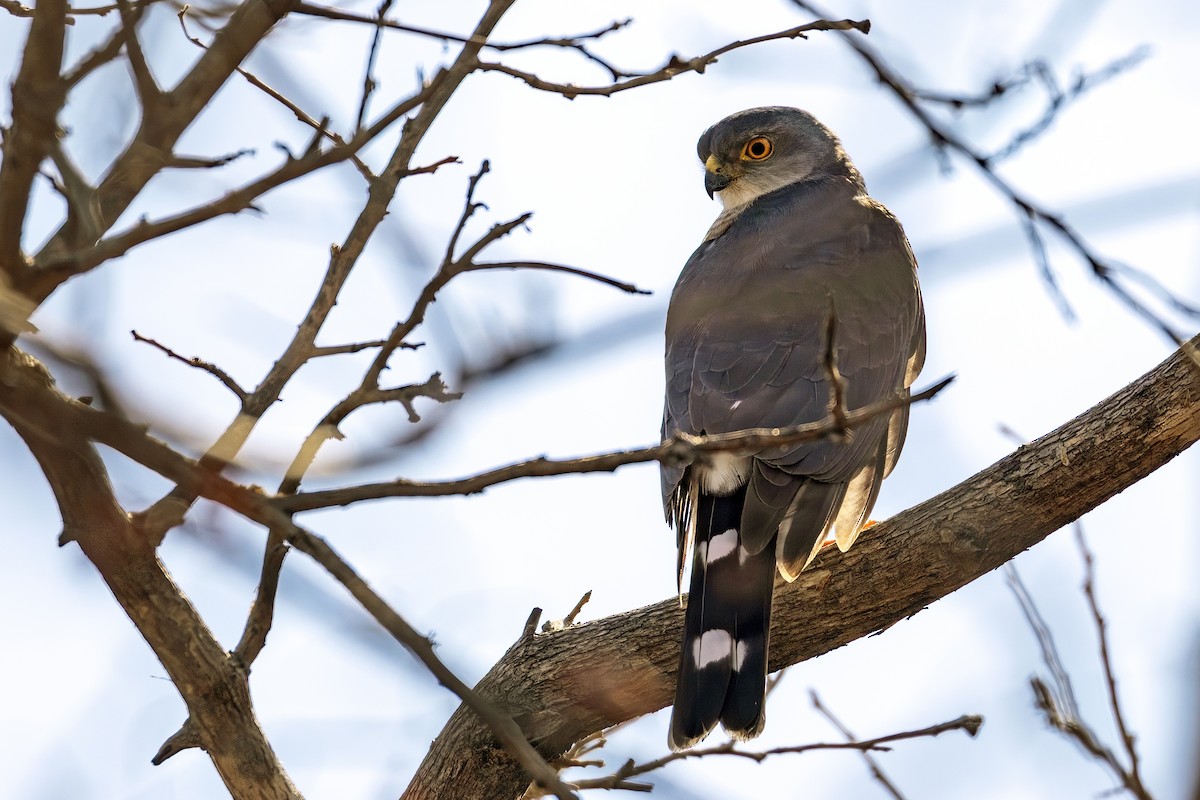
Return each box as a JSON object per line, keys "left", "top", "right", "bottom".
{"left": 697, "top": 452, "right": 751, "bottom": 495}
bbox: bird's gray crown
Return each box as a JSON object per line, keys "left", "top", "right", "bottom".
{"left": 696, "top": 107, "right": 861, "bottom": 239}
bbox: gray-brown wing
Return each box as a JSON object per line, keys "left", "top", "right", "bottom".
{"left": 662, "top": 186, "right": 923, "bottom": 574}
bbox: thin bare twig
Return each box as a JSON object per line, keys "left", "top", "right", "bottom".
{"left": 167, "top": 149, "right": 256, "bottom": 169}
{"left": 279, "top": 372, "right": 462, "bottom": 494}
{"left": 296, "top": 0, "right": 631, "bottom": 79}
{"left": 467, "top": 261, "right": 649, "bottom": 295}
{"left": 478, "top": 18, "right": 869, "bottom": 100}
{"left": 1005, "top": 563, "right": 1081, "bottom": 720}
{"left": 355, "top": 0, "right": 394, "bottom": 133}
{"left": 131, "top": 329, "right": 249, "bottom": 401}
{"left": 176, "top": 6, "right": 376, "bottom": 180}
{"left": 811, "top": 691, "right": 908, "bottom": 800}
{"left": 792, "top": 0, "right": 1197, "bottom": 352}
{"left": 116, "top": 0, "right": 162, "bottom": 106}
{"left": 276, "top": 374, "right": 953, "bottom": 512}
{"left": 1075, "top": 524, "right": 1151, "bottom": 799}
{"left": 1, "top": 0, "right": 158, "bottom": 20}
{"left": 525, "top": 714, "right": 981, "bottom": 796}
{"left": 1007, "top": 526, "right": 1153, "bottom": 799}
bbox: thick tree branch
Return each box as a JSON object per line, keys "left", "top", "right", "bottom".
{"left": 0, "top": 0, "right": 66, "bottom": 279}
{"left": 0, "top": 344, "right": 576, "bottom": 799}
{"left": 0, "top": 350, "right": 300, "bottom": 799}
{"left": 402, "top": 335, "right": 1200, "bottom": 799}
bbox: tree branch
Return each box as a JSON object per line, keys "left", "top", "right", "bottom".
{"left": 0, "top": 0, "right": 66, "bottom": 280}
{"left": 27, "top": 0, "right": 298, "bottom": 300}
{"left": 792, "top": 0, "right": 1197, "bottom": 349}
{"left": 0, "top": 343, "right": 577, "bottom": 800}
{"left": 476, "top": 18, "right": 869, "bottom": 99}
{"left": 276, "top": 376, "right": 951, "bottom": 512}
{"left": 402, "top": 334, "right": 1200, "bottom": 798}
{"left": 0, "top": 350, "right": 301, "bottom": 799}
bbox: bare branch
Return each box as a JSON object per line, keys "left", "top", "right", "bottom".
{"left": 278, "top": 372, "right": 462, "bottom": 495}
{"left": 295, "top": 0, "right": 631, "bottom": 81}
{"left": 1008, "top": 526, "right": 1153, "bottom": 799}
{"left": 167, "top": 148, "right": 256, "bottom": 169}
{"left": 33, "top": 132, "right": 371, "bottom": 284}
{"left": 116, "top": 0, "right": 162, "bottom": 106}
{"left": 0, "top": 0, "right": 67, "bottom": 280}
{"left": 1005, "top": 563, "right": 1081, "bottom": 720}
{"left": 477, "top": 18, "right": 869, "bottom": 99}
{"left": 176, "top": 5, "right": 376, "bottom": 181}
{"left": 792, "top": 0, "right": 1196, "bottom": 349}
{"left": 355, "top": 0, "right": 394, "bottom": 132}
{"left": 131, "top": 329, "right": 249, "bottom": 401}
{"left": 466, "top": 261, "right": 650, "bottom": 295}
{"left": 1075, "top": 525, "right": 1152, "bottom": 799}
{"left": 0, "top": 351, "right": 301, "bottom": 798}
{"left": 542, "top": 590, "right": 592, "bottom": 633}
{"left": 811, "top": 691, "right": 908, "bottom": 800}
{"left": 27, "top": 0, "right": 300, "bottom": 301}
{"left": 1, "top": 0, "right": 159, "bottom": 20}
{"left": 276, "top": 375, "right": 952, "bottom": 513}
{"left": 309, "top": 338, "right": 415, "bottom": 357}
{"left": 986, "top": 49, "right": 1150, "bottom": 164}
{"left": 1, "top": 345, "right": 577, "bottom": 799}
{"left": 527, "top": 714, "right": 980, "bottom": 796}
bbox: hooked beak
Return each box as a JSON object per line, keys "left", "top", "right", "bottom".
{"left": 704, "top": 154, "right": 732, "bottom": 199}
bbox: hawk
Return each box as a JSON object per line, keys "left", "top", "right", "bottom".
{"left": 662, "top": 107, "right": 926, "bottom": 750}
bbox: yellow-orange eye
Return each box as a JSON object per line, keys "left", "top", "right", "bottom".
{"left": 741, "top": 136, "right": 773, "bottom": 161}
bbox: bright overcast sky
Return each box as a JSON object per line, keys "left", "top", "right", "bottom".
{"left": 2, "top": 1, "right": 1199, "bottom": 798}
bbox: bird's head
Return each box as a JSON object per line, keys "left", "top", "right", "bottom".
{"left": 696, "top": 106, "right": 848, "bottom": 209}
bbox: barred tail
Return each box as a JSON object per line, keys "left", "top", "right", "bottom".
{"left": 669, "top": 486, "right": 775, "bottom": 751}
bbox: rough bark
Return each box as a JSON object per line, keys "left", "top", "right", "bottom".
{"left": 403, "top": 337, "right": 1200, "bottom": 800}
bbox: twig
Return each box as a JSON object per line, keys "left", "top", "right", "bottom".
{"left": 116, "top": 0, "right": 162, "bottom": 106}
{"left": 355, "top": 0, "right": 394, "bottom": 132}
{"left": 0, "top": 0, "right": 67, "bottom": 281}
{"left": 279, "top": 372, "right": 462, "bottom": 494}
{"left": 282, "top": 523, "right": 580, "bottom": 800}
{"left": 811, "top": 690, "right": 907, "bottom": 800}
{"left": 309, "top": 338, "right": 409, "bottom": 357}
{"left": 1075, "top": 524, "right": 1151, "bottom": 799}
{"left": 527, "top": 714, "right": 982, "bottom": 796}
{"left": 542, "top": 590, "right": 592, "bottom": 632}
{"left": 477, "top": 18, "right": 868, "bottom": 100}
{"left": 296, "top": 0, "right": 631, "bottom": 80}
{"left": 25, "top": 0, "right": 310, "bottom": 303}
{"left": 986, "top": 49, "right": 1149, "bottom": 164}
{"left": 469, "top": 261, "right": 649, "bottom": 295}
{"left": 176, "top": 5, "right": 376, "bottom": 180}
{"left": 276, "top": 374, "right": 953, "bottom": 512}
{"left": 0, "top": 0, "right": 158, "bottom": 19}
{"left": 1005, "top": 563, "right": 1081, "bottom": 720}
{"left": 1019, "top": 211, "right": 1076, "bottom": 322}
{"left": 792, "top": 0, "right": 1196, "bottom": 351}
{"left": 131, "top": 329, "right": 249, "bottom": 401}
{"left": 1007, "top": 525, "right": 1153, "bottom": 799}
{"left": 167, "top": 149, "right": 256, "bottom": 169}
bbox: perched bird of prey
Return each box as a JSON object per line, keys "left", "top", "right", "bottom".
{"left": 662, "top": 107, "right": 926, "bottom": 750}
